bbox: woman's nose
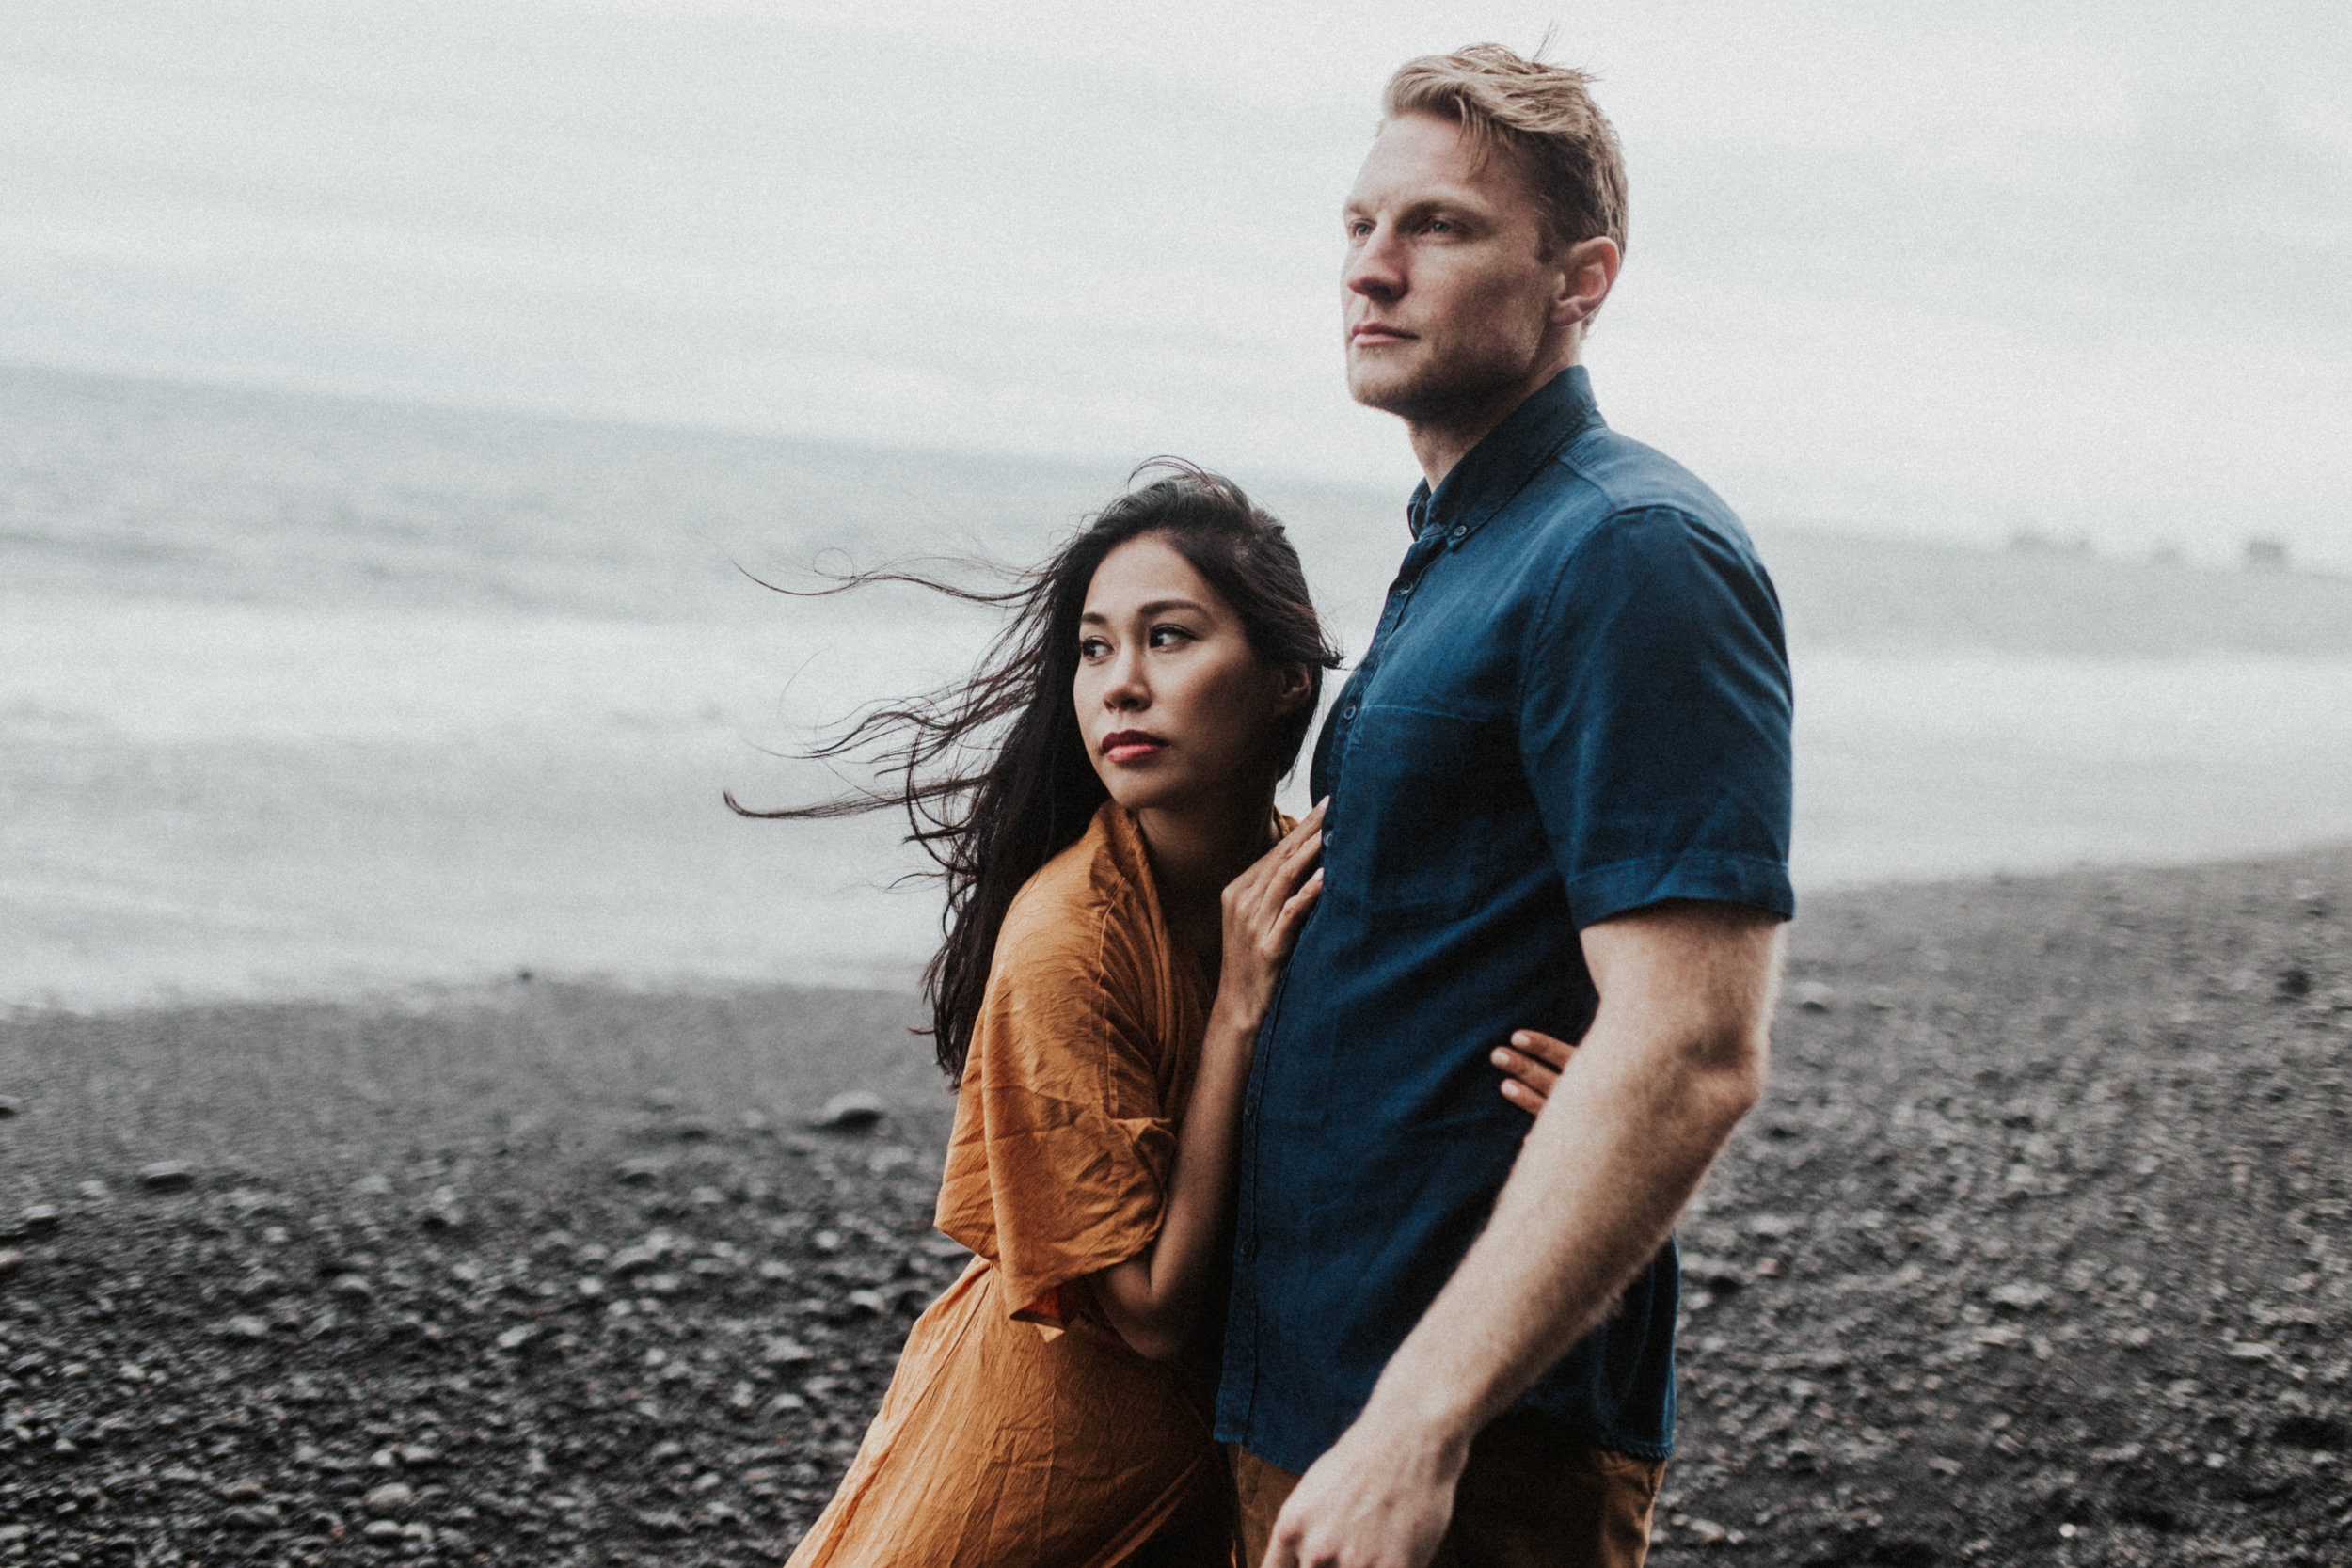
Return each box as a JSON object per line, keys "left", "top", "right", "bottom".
{"left": 1104, "top": 649, "right": 1149, "bottom": 708}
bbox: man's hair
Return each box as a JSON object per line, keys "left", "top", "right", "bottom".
{"left": 1383, "top": 43, "right": 1628, "bottom": 261}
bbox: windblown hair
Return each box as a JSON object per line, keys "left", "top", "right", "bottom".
{"left": 729, "top": 462, "right": 1340, "bottom": 1082}
{"left": 1384, "top": 43, "right": 1629, "bottom": 267}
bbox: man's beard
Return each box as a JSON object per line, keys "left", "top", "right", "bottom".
{"left": 1349, "top": 339, "right": 1535, "bottom": 429}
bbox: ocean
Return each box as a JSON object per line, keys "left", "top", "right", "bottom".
{"left": 8, "top": 362, "right": 2351, "bottom": 1008}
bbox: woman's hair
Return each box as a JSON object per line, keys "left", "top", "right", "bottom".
{"left": 730, "top": 461, "right": 1341, "bottom": 1082}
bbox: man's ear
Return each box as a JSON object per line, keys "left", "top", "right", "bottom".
{"left": 1552, "top": 235, "right": 1621, "bottom": 330}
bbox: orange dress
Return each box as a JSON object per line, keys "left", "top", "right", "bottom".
{"left": 785, "top": 802, "right": 1231, "bottom": 1568}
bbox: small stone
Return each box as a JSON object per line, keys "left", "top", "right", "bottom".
{"left": 762, "top": 1338, "right": 817, "bottom": 1368}
{"left": 0, "top": 1096, "right": 19, "bottom": 1117}
{"left": 844, "top": 1289, "right": 887, "bottom": 1317}
{"left": 811, "top": 1090, "right": 886, "bottom": 1132}
{"left": 0, "top": 1248, "right": 22, "bottom": 1280}
{"left": 1789, "top": 980, "right": 1836, "bottom": 1012}
{"left": 363, "top": 1481, "right": 414, "bottom": 1515}
{"left": 400, "top": 1444, "right": 444, "bottom": 1467}
{"left": 1989, "top": 1281, "right": 2052, "bottom": 1311}
{"left": 235, "top": 1270, "right": 286, "bottom": 1304}
{"left": 218, "top": 1479, "right": 266, "bottom": 1501}
{"left": 75, "top": 1180, "right": 109, "bottom": 1201}
{"left": 1687, "top": 1517, "right": 1730, "bottom": 1546}
{"left": 351, "top": 1172, "right": 394, "bottom": 1196}
{"left": 221, "top": 1503, "right": 283, "bottom": 1529}
{"left": 1743, "top": 1212, "right": 1798, "bottom": 1241}
{"left": 136, "top": 1161, "right": 197, "bottom": 1193}
{"left": 217, "top": 1314, "right": 270, "bottom": 1342}
{"left": 739, "top": 1110, "right": 772, "bottom": 1132}
{"left": 495, "top": 1323, "right": 541, "bottom": 1352}
{"left": 19, "top": 1204, "right": 62, "bottom": 1236}
{"left": 690, "top": 1184, "right": 728, "bottom": 1208}
{"left": 615, "top": 1157, "right": 669, "bottom": 1187}
{"left": 326, "top": 1273, "right": 374, "bottom": 1302}
{"left": 362, "top": 1518, "right": 404, "bottom": 1541}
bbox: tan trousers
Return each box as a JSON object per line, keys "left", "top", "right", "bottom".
{"left": 1230, "top": 1415, "right": 1664, "bottom": 1568}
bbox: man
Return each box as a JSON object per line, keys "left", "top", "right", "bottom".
{"left": 1216, "top": 45, "right": 1795, "bottom": 1568}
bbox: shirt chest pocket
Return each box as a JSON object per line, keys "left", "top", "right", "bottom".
{"left": 1325, "top": 704, "right": 1539, "bottom": 926}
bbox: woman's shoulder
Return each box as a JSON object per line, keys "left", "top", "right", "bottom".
{"left": 994, "top": 802, "right": 1156, "bottom": 971}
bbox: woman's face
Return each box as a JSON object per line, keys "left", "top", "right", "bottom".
{"left": 1073, "top": 533, "right": 1304, "bottom": 819}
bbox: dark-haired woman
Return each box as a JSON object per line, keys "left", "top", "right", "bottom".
{"left": 763, "top": 467, "right": 1339, "bottom": 1566}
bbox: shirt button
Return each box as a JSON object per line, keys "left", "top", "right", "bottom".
{"left": 1398, "top": 581, "right": 1415, "bottom": 596}
{"left": 1342, "top": 704, "right": 1357, "bottom": 721}
{"left": 1240, "top": 1232, "right": 1258, "bottom": 1260}
{"left": 1449, "top": 525, "right": 1468, "bottom": 541}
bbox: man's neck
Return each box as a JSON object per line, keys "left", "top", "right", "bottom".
{"left": 1406, "top": 351, "right": 1581, "bottom": 491}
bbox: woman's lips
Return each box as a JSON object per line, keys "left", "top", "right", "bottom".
{"left": 1101, "top": 731, "right": 1168, "bottom": 765}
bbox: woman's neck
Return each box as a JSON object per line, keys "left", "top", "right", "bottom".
{"left": 1134, "top": 789, "right": 1278, "bottom": 974}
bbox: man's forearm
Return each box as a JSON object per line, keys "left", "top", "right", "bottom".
{"left": 1355, "top": 1007, "right": 1764, "bottom": 1457}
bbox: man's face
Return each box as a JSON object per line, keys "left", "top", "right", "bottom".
{"left": 1341, "top": 112, "right": 1566, "bottom": 424}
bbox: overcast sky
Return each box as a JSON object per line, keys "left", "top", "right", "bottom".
{"left": 5, "top": 0, "right": 2347, "bottom": 566}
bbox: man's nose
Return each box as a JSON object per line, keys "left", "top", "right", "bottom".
{"left": 1344, "top": 224, "right": 1405, "bottom": 301}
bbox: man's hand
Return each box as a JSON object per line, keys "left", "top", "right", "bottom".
{"left": 1263, "top": 1417, "right": 1459, "bottom": 1568}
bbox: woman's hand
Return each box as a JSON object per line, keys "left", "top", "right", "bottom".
{"left": 1493, "top": 1028, "right": 1578, "bottom": 1117}
{"left": 1214, "top": 800, "right": 1326, "bottom": 1031}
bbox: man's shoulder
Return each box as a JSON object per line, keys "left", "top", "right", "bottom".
{"left": 1526, "top": 423, "right": 1751, "bottom": 555}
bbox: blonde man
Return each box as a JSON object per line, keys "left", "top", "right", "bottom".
{"left": 1216, "top": 46, "right": 1794, "bottom": 1568}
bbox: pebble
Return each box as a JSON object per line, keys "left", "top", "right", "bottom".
{"left": 811, "top": 1090, "right": 886, "bottom": 1132}
{"left": 0, "top": 1248, "right": 22, "bottom": 1279}
{"left": 363, "top": 1481, "right": 415, "bottom": 1515}
{"left": 1789, "top": 980, "right": 1837, "bottom": 1012}
{"left": 615, "top": 1157, "right": 669, "bottom": 1186}
{"left": 20, "top": 1203, "right": 63, "bottom": 1236}
{"left": 137, "top": 1161, "right": 197, "bottom": 1193}
{"left": 326, "top": 1273, "right": 375, "bottom": 1302}
{"left": 0, "top": 1095, "right": 19, "bottom": 1117}
{"left": 216, "top": 1314, "right": 271, "bottom": 1342}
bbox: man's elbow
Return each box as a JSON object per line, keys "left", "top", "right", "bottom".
{"left": 1690, "top": 1019, "right": 1769, "bottom": 1131}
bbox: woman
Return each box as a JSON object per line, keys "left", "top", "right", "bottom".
{"left": 738, "top": 465, "right": 1338, "bottom": 1565}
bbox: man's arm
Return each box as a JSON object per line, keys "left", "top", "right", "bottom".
{"left": 1264, "top": 898, "right": 1785, "bottom": 1568}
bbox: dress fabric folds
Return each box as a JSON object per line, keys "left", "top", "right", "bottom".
{"left": 784, "top": 803, "right": 1230, "bottom": 1568}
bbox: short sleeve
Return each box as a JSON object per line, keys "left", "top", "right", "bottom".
{"left": 1520, "top": 506, "right": 1796, "bottom": 928}
{"left": 932, "top": 902, "right": 1177, "bottom": 1325}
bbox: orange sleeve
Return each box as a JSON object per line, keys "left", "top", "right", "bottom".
{"left": 934, "top": 895, "right": 1176, "bottom": 1324}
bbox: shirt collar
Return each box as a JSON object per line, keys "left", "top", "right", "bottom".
{"left": 1406, "top": 366, "right": 1601, "bottom": 545}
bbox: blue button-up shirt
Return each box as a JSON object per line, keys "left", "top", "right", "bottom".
{"left": 1215, "top": 367, "right": 1795, "bottom": 1469}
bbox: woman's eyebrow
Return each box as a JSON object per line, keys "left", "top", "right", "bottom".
{"left": 1080, "top": 597, "right": 1209, "bottom": 625}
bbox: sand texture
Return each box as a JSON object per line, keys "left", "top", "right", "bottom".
{"left": 3, "top": 848, "right": 2350, "bottom": 1566}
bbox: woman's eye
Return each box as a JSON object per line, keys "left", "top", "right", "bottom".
{"left": 1148, "top": 625, "right": 1193, "bottom": 649}
{"left": 1078, "top": 637, "right": 1109, "bottom": 659}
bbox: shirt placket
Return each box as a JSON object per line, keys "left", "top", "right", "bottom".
{"left": 1225, "top": 513, "right": 1454, "bottom": 1442}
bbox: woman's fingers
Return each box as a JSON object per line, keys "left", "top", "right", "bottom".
{"left": 1508, "top": 1029, "right": 1574, "bottom": 1071}
{"left": 1263, "top": 868, "right": 1324, "bottom": 956}
{"left": 1492, "top": 1029, "right": 1577, "bottom": 1118}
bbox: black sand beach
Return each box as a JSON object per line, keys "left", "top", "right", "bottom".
{"left": 4, "top": 848, "right": 2349, "bottom": 1567}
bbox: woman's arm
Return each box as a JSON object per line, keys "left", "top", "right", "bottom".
{"left": 1091, "top": 803, "right": 1325, "bottom": 1361}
